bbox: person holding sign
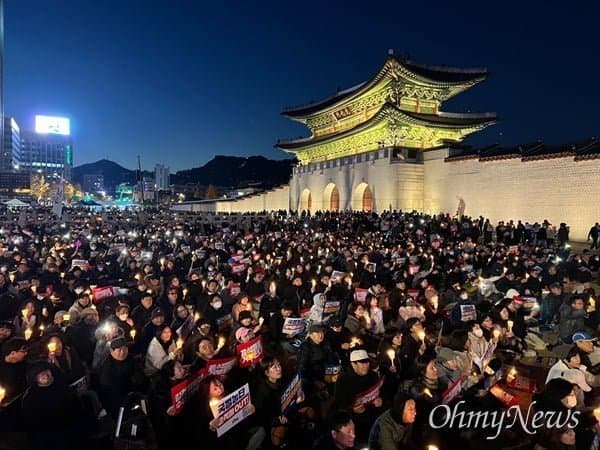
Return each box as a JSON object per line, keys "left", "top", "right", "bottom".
{"left": 198, "top": 375, "right": 259, "bottom": 450}
{"left": 145, "top": 325, "right": 181, "bottom": 376}
{"left": 252, "top": 357, "right": 307, "bottom": 448}
{"left": 334, "top": 349, "right": 383, "bottom": 443}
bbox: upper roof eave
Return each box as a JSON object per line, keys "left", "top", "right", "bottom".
{"left": 281, "top": 54, "right": 489, "bottom": 119}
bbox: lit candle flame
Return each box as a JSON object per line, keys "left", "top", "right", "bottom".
{"left": 194, "top": 311, "right": 200, "bottom": 321}
{"left": 24, "top": 328, "right": 33, "bottom": 340}
{"left": 418, "top": 330, "right": 426, "bottom": 342}
{"left": 507, "top": 320, "right": 514, "bottom": 331}
{"left": 176, "top": 337, "right": 184, "bottom": 350}
{"left": 130, "top": 329, "right": 136, "bottom": 340}
{"left": 21, "top": 308, "right": 29, "bottom": 319}
{"left": 63, "top": 314, "right": 70, "bottom": 322}
{"left": 0, "top": 386, "right": 5, "bottom": 403}
{"left": 217, "top": 336, "right": 226, "bottom": 351}
{"left": 493, "top": 329, "right": 501, "bottom": 340}
{"left": 386, "top": 349, "right": 395, "bottom": 368}
{"left": 47, "top": 341, "right": 57, "bottom": 353}
{"left": 423, "top": 387, "right": 433, "bottom": 398}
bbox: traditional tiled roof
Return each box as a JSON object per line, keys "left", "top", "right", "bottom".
{"left": 281, "top": 53, "right": 488, "bottom": 118}
{"left": 276, "top": 103, "right": 496, "bottom": 150}
{"left": 445, "top": 139, "right": 600, "bottom": 163}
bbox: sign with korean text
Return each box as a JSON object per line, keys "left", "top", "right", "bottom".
{"left": 71, "top": 259, "right": 88, "bottom": 270}
{"left": 236, "top": 336, "right": 264, "bottom": 367}
{"left": 282, "top": 317, "right": 305, "bottom": 337}
{"left": 354, "top": 288, "right": 368, "bottom": 304}
{"left": 212, "top": 383, "right": 254, "bottom": 437}
{"left": 92, "top": 286, "right": 116, "bottom": 304}
{"left": 280, "top": 373, "right": 302, "bottom": 414}
{"left": 206, "top": 356, "right": 237, "bottom": 376}
{"left": 441, "top": 377, "right": 463, "bottom": 405}
{"left": 353, "top": 378, "right": 384, "bottom": 407}
{"left": 170, "top": 368, "right": 207, "bottom": 415}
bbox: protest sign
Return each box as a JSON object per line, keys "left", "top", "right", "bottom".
{"left": 231, "top": 262, "right": 246, "bottom": 275}
{"left": 71, "top": 259, "right": 88, "bottom": 270}
{"left": 92, "top": 286, "right": 116, "bottom": 304}
{"left": 212, "top": 383, "right": 254, "bottom": 437}
{"left": 170, "top": 368, "right": 207, "bottom": 415}
{"left": 354, "top": 288, "right": 368, "bottom": 304}
{"left": 236, "top": 336, "right": 264, "bottom": 367}
{"left": 353, "top": 378, "right": 384, "bottom": 407}
{"left": 230, "top": 282, "right": 241, "bottom": 297}
{"left": 206, "top": 356, "right": 237, "bottom": 376}
{"left": 474, "top": 340, "right": 497, "bottom": 371}
{"left": 280, "top": 373, "right": 302, "bottom": 414}
{"left": 323, "top": 301, "right": 340, "bottom": 316}
{"left": 408, "top": 264, "right": 420, "bottom": 275}
{"left": 282, "top": 317, "right": 305, "bottom": 337}
{"left": 460, "top": 304, "right": 477, "bottom": 322}
{"left": 441, "top": 377, "right": 463, "bottom": 405}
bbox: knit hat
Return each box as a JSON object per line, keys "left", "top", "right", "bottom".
{"left": 151, "top": 308, "right": 165, "bottom": 319}
{"left": 436, "top": 347, "right": 458, "bottom": 363}
{"left": 238, "top": 310, "right": 253, "bottom": 322}
{"left": 110, "top": 337, "right": 128, "bottom": 350}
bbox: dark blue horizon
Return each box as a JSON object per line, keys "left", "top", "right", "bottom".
{"left": 5, "top": 0, "right": 600, "bottom": 172}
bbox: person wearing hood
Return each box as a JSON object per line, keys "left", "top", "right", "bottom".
{"left": 534, "top": 378, "right": 578, "bottom": 414}
{"left": 145, "top": 324, "right": 180, "bottom": 376}
{"left": 368, "top": 391, "right": 417, "bottom": 450}
{"left": 308, "top": 292, "right": 327, "bottom": 324}
{"left": 467, "top": 321, "right": 488, "bottom": 362}
{"left": 21, "top": 361, "right": 84, "bottom": 449}
{"left": 204, "top": 293, "right": 227, "bottom": 331}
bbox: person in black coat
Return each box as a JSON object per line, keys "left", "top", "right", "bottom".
{"left": 21, "top": 361, "right": 85, "bottom": 450}
{"left": 312, "top": 409, "right": 356, "bottom": 450}
{"left": 297, "top": 324, "right": 337, "bottom": 401}
{"left": 98, "top": 337, "right": 135, "bottom": 419}
{"left": 64, "top": 308, "right": 100, "bottom": 367}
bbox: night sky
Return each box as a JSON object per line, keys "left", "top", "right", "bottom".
{"left": 5, "top": 1, "right": 600, "bottom": 171}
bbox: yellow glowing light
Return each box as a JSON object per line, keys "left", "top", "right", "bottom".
{"left": 24, "top": 328, "right": 33, "bottom": 341}
{"left": 507, "top": 320, "right": 514, "bottom": 331}
{"left": 0, "top": 386, "right": 5, "bottom": 403}
{"left": 423, "top": 387, "right": 433, "bottom": 398}
{"left": 386, "top": 349, "right": 395, "bottom": 368}
{"left": 176, "top": 337, "right": 184, "bottom": 349}
{"left": 47, "top": 341, "right": 57, "bottom": 353}
{"left": 21, "top": 308, "right": 29, "bottom": 319}
{"left": 418, "top": 330, "right": 426, "bottom": 342}
{"left": 217, "top": 336, "right": 226, "bottom": 351}
{"left": 130, "top": 329, "right": 136, "bottom": 340}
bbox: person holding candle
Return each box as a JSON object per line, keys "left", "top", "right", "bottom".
{"left": 44, "top": 334, "right": 86, "bottom": 386}
{"left": 145, "top": 324, "right": 180, "bottom": 376}
{"left": 0, "top": 338, "right": 28, "bottom": 409}
{"left": 13, "top": 299, "right": 36, "bottom": 337}
{"left": 21, "top": 361, "right": 84, "bottom": 449}
{"left": 67, "top": 292, "right": 93, "bottom": 325}
{"left": 398, "top": 318, "right": 427, "bottom": 378}
{"left": 98, "top": 336, "right": 136, "bottom": 419}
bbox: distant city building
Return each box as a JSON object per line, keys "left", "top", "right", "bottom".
{"left": 21, "top": 116, "right": 73, "bottom": 181}
{"left": 154, "top": 164, "right": 170, "bottom": 190}
{"left": 1, "top": 117, "right": 21, "bottom": 170}
{"left": 0, "top": 170, "right": 30, "bottom": 200}
{"left": 83, "top": 174, "right": 104, "bottom": 193}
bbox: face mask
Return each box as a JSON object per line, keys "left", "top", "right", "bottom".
{"left": 565, "top": 395, "right": 577, "bottom": 408}
{"left": 473, "top": 329, "right": 484, "bottom": 338}
{"left": 212, "top": 301, "right": 222, "bottom": 310}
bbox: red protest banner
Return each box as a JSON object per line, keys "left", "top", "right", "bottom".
{"left": 441, "top": 377, "right": 463, "bottom": 405}
{"left": 230, "top": 283, "right": 241, "bottom": 297}
{"left": 354, "top": 288, "right": 368, "bottom": 304}
{"left": 92, "top": 286, "right": 116, "bottom": 304}
{"left": 236, "top": 336, "right": 264, "bottom": 367}
{"left": 353, "top": 378, "right": 384, "bottom": 407}
{"left": 231, "top": 263, "right": 246, "bottom": 275}
{"left": 206, "top": 357, "right": 237, "bottom": 376}
{"left": 170, "top": 368, "right": 207, "bottom": 415}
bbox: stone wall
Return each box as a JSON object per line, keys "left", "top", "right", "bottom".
{"left": 423, "top": 148, "right": 599, "bottom": 241}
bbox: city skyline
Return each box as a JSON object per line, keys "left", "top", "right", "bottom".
{"left": 4, "top": 0, "right": 600, "bottom": 171}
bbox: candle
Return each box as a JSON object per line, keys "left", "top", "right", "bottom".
{"left": 217, "top": 335, "right": 226, "bottom": 351}
{"left": 423, "top": 387, "right": 433, "bottom": 398}
{"left": 507, "top": 367, "right": 517, "bottom": 382}
{"left": 176, "top": 337, "right": 184, "bottom": 350}
{"left": 418, "top": 330, "right": 426, "bottom": 342}
{"left": 47, "top": 341, "right": 57, "bottom": 354}
{"left": 427, "top": 446, "right": 439, "bottom": 450}
{"left": 258, "top": 317, "right": 264, "bottom": 326}
{"left": 130, "top": 329, "right": 136, "bottom": 340}
{"left": 594, "top": 407, "right": 600, "bottom": 421}
{"left": 183, "top": 288, "right": 188, "bottom": 298}
{"left": 201, "top": 280, "right": 207, "bottom": 289}
{"left": 9, "top": 272, "right": 15, "bottom": 283}
{"left": 21, "top": 308, "right": 29, "bottom": 319}
{"left": 507, "top": 320, "right": 514, "bottom": 331}
{"left": 39, "top": 324, "right": 45, "bottom": 335}
{"left": 311, "top": 279, "right": 316, "bottom": 289}
{"left": 386, "top": 349, "right": 395, "bottom": 369}
{"left": 0, "top": 386, "right": 5, "bottom": 403}
{"left": 24, "top": 328, "right": 32, "bottom": 340}
{"left": 194, "top": 312, "right": 200, "bottom": 321}
{"left": 493, "top": 329, "right": 501, "bottom": 341}
{"left": 63, "top": 314, "right": 70, "bottom": 322}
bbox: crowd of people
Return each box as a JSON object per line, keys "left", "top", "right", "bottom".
{"left": 0, "top": 207, "right": 599, "bottom": 450}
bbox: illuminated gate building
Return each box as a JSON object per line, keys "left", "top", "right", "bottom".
{"left": 276, "top": 49, "right": 496, "bottom": 213}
